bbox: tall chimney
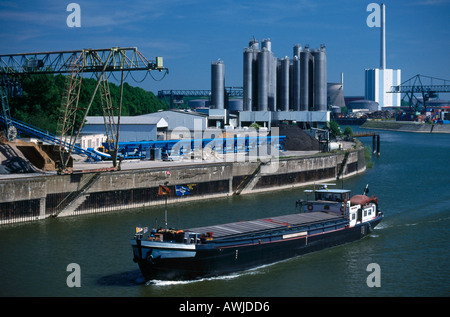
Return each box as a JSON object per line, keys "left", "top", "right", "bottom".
{"left": 380, "top": 3, "right": 386, "bottom": 69}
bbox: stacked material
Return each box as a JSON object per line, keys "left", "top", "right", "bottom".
{"left": 277, "top": 125, "right": 321, "bottom": 151}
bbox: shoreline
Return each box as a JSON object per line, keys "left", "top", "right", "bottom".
{"left": 361, "top": 120, "right": 450, "bottom": 134}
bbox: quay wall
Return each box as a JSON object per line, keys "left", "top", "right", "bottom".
{"left": 0, "top": 147, "right": 366, "bottom": 225}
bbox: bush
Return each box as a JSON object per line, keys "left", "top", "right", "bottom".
{"left": 343, "top": 126, "right": 353, "bottom": 137}
{"left": 364, "top": 146, "right": 374, "bottom": 168}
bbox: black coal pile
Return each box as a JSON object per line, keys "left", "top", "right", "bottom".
{"left": 275, "top": 125, "right": 321, "bottom": 151}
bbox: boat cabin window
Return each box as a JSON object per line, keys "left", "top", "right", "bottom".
{"left": 315, "top": 191, "right": 350, "bottom": 202}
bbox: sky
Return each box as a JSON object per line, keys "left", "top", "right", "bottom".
{"left": 0, "top": 0, "right": 449, "bottom": 97}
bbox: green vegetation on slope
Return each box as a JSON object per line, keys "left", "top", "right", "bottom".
{"left": 9, "top": 74, "right": 168, "bottom": 134}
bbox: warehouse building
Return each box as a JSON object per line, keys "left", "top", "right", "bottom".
{"left": 82, "top": 116, "right": 168, "bottom": 142}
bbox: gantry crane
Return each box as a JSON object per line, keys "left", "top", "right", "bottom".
{"left": 0, "top": 47, "right": 168, "bottom": 173}
{"left": 389, "top": 74, "right": 450, "bottom": 113}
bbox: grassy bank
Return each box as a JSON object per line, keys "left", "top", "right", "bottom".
{"left": 361, "top": 120, "right": 450, "bottom": 134}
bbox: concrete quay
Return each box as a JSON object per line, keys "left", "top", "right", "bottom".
{"left": 0, "top": 146, "right": 366, "bottom": 225}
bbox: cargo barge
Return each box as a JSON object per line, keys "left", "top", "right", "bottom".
{"left": 131, "top": 184, "right": 383, "bottom": 281}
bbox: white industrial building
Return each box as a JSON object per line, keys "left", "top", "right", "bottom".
{"left": 137, "top": 110, "right": 209, "bottom": 133}
{"left": 82, "top": 116, "right": 168, "bottom": 143}
{"left": 365, "top": 68, "right": 401, "bottom": 108}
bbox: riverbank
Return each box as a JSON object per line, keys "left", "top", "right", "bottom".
{"left": 0, "top": 145, "right": 366, "bottom": 225}
{"left": 361, "top": 119, "right": 450, "bottom": 133}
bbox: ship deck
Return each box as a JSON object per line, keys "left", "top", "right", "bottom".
{"left": 185, "top": 211, "right": 345, "bottom": 239}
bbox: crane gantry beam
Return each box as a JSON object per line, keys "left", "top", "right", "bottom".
{"left": 0, "top": 47, "right": 165, "bottom": 75}
{"left": 0, "top": 47, "right": 168, "bottom": 173}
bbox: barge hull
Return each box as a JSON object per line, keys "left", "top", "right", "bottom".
{"left": 132, "top": 216, "right": 382, "bottom": 281}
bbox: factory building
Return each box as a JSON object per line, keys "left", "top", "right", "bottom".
{"left": 365, "top": 68, "right": 401, "bottom": 108}
{"left": 365, "top": 3, "right": 401, "bottom": 109}
{"left": 209, "top": 38, "right": 330, "bottom": 130}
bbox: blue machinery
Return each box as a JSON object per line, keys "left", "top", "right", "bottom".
{"left": 0, "top": 115, "right": 104, "bottom": 161}
{"left": 1, "top": 115, "right": 285, "bottom": 162}
{"left": 107, "top": 135, "right": 286, "bottom": 160}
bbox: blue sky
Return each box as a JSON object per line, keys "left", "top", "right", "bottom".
{"left": 0, "top": 0, "right": 449, "bottom": 96}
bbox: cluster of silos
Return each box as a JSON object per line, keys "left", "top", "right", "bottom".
{"left": 243, "top": 39, "right": 278, "bottom": 111}
{"left": 243, "top": 39, "right": 327, "bottom": 112}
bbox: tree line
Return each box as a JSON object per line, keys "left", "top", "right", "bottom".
{"left": 9, "top": 74, "right": 168, "bottom": 134}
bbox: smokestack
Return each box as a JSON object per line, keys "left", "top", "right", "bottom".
{"left": 380, "top": 3, "right": 386, "bottom": 69}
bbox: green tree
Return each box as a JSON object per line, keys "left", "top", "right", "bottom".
{"left": 8, "top": 74, "right": 168, "bottom": 134}
{"left": 326, "top": 120, "right": 342, "bottom": 138}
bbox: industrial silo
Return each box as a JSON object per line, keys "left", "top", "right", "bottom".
{"left": 267, "top": 54, "right": 276, "bottom": 112}
{"left": 327, "top": 83, "right": 345, "bottom": 109}
{"left": 262, "top": 38, "right": 272, "bottom": 52}
{"left": 293, "top": 44, "right": 302, "bottom": 58}
{"left": 300, "top": 46, "right": 312, "bottom": 111}
{"left": 276, "top": 58, "right": 281, "bottom": 110}
{"left": 249, "top": 38, "right": 259, "bottom": 50}
{"left": 188, "top": 99, "right": 209, "bottom": 109}
{"left": 251, "top": 45, "right": 259, "bottom": 111}
{"left": 211, "top": 60, "right": 225, "bottom": 110}
{"left": 312, "top": 45, "right": 327, "bottom": 111}
{"left": 243, "top": 48, "right": 253, "bottom": 111}
{"left": 257, "top": 48, "right": 269, "bottom": 111}
{"left": 279, "top": 57, "right": 290, "bottom": 112}
{"left": 292, "top": 55, "right": 301, "bottom": 111}
{"left": 228, "top": 98, "right": 244, "bottom": 113}
{"left": 269, "top": 55, "right": 278, "bottom": 111}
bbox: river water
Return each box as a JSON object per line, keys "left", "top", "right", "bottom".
{"left": 0, "top": 126, "right": 449, "bottom": 298}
